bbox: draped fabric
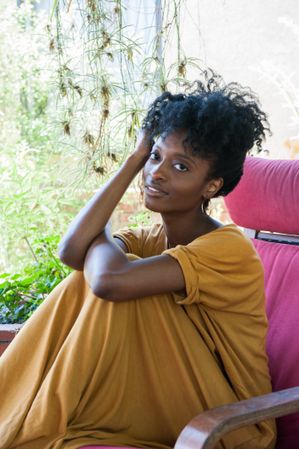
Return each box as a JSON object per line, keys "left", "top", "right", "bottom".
{"left": 0, "top": 224, "right": 275, "bottom": 449}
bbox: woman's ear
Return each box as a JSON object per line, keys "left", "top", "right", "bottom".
{"left": 204, "top": 177, "right": 224, "bottom": 199}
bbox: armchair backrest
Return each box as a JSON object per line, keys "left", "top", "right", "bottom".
{"left": 224, "top": 157, "right": 299, "bottom": 449}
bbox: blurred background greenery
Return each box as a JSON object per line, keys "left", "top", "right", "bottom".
{"left": 1, "top": 0, "right": 298, "bottom": 322}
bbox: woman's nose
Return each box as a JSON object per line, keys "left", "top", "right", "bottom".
{"left": 150, "top": 162, "right": 166, "bottom": 180}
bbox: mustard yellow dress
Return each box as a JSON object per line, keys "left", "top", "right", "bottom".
{"left": 0, "top": 224, "right": 276, "bottom": 449}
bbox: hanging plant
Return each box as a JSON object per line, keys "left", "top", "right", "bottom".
{"left": 49, "top": 0, "right": 203, "bottom": 178}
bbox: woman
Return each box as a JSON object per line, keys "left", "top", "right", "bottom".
{"left": 0, "top": 73, "right": 276, "bottom": 449}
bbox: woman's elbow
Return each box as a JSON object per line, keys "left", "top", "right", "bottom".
{"left": 58, "top": 243, "right": 83, "bottom": 271}
{"left": 91, "top": 273, "right": 123, "bottom": 301}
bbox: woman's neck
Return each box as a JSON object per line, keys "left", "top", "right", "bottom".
{"left": 162, "top": 212, "right": 222, "bottom": 248}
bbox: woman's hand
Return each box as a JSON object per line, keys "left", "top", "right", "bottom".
{"left": 132, "top": 129, "right": 154, "bottom": 164}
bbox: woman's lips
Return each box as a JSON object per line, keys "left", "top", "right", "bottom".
{"left": 145, "top": 185, "right": 168, "bottom": 196}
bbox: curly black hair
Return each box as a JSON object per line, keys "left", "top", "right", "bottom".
{"left": 142, "top": 70, "right": 270, "bottom": 210}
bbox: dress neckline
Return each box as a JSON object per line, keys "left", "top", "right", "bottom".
{"left": 164, "top": 223, "right": 237, "bottom": 249}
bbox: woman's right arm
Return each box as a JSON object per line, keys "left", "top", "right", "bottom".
{"left": 58, "top": 132, "right": 151, "bottom": 271}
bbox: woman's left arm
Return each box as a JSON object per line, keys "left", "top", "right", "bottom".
{"left": 83, "top": 229, "right": 185, "bottom": 301}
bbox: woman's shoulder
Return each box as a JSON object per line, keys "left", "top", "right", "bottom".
{"left": 185, "top": 223, "right": 260, "bottom": 263}
{"left": 163, "top": 223, "right": 264, "bottom": 308}
{"left": 196, "top": 223, "right": 252, "bottom": 246}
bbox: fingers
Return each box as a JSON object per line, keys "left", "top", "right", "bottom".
{"left": 134, "top": 129, "right": 154, "bottom": 158}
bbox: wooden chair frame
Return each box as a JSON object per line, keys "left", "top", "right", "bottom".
{"left": 175, "top": 387, "right": 299, "bottom": 449}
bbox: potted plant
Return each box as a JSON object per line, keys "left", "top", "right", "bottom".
{"left": 0, "top": 236, "right": 70, "bottom": 355}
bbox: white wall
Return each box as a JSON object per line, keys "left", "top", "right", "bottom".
{"left": 173, "top": 0, "right": 299, "bottom": 158}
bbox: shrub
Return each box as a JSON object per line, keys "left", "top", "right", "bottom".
{"left": 0, "top": 236, "right": 71, "bottom": 324}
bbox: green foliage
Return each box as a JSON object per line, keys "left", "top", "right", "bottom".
{"left": 128, "top": 211, "right": 153, "bottom": 229}
{"left": 0, "top": 236, "right": 71, "bottom": 324}
{"left": 0, "top": 140, "right": 87, "bottom": 272}
{"left": 0, "top": 2, "right": 96, "bottom": 273}
{"left": 0, "top": 2, "right": 55, "bottom": 148}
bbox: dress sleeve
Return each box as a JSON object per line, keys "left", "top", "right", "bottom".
{"left": 163, "top": 226, "right": 264, "bottom": 311}
{"left": 113, "top": 227, "right": 147, "bottom": 257}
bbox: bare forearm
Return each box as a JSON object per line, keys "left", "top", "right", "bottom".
{"left": 58, "top": 152, "right": 146, "bottom": 270}
{"left": 83, "top": 230, "right": 186, "bottom": 302}
{"left": 83, "top": 229, "right": 128, "bottom": 295}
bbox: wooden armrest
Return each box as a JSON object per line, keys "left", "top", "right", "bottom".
{"left": 175, "top": 387, "right": 299, "bottom": 449}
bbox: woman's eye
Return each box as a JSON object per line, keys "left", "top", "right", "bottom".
{"left": 174, "top": 163, "right": 188, "bottom": 172}
{"left": 149, "top": 151, "right": 159, "bottom": 160}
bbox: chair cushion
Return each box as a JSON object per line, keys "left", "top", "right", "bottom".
{"left": 225, "top": 157, "right": 299, "bottom": 234}
{"left": 253, "top": 239, "right": 299, "bottom": 446}
{"left": 224, "top": 157, "right": 299, "bottom": 448}
{"left": 254, "top": 240, "right": 299, "bottom": 390}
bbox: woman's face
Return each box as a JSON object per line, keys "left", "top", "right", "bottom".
{"left": 142, "top": 131, "right": 222, "bottom": 215}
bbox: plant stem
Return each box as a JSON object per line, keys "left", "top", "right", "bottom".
{"left": 24, "top": 237, "right": 39, "bottom": 264}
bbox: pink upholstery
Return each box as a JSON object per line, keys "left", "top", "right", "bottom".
{"left": 253, "top": 240, "right": 299, "bottom": 447}
{"left": 225, "top": 157, "right": 299, "bottom": 449}
{"left": 225, "top": 157, "right": 299, "bottom": 235}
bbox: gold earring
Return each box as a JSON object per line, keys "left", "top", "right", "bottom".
{"left": 208, "top": 188, "right": 216, "bottom": 195}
